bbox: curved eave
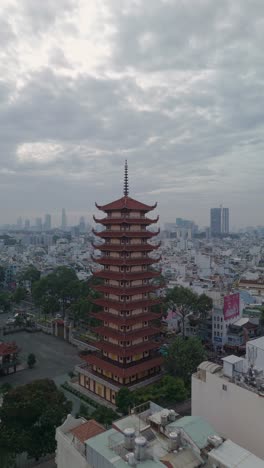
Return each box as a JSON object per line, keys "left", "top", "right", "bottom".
{"left": 91, "top": 255, "right": 161, "bottom": 266}
{"left": 92, "top": 311, "right": 162, "bottom": 325}
{"left": 92, "top": 242, "right": 161, "bottom": 252}
{"left": 95, "top": 341, "right": 160, "bottom": 356}
{"left": 93, "top": 270, "right": 161, "bottom": 281}
{"left": 92, "top": 229, "right": 160, "bottom": 239}
{"left": 93, "top": 297, "right": 161, "bottom": 311}
{"left": 83, "top": 354, "right": 163, "bottom": 378}
{"left": 93, "top": 216, "right": 159, "bottom": 225}
{"left": 95, "top": 197, "right": 157, "bottom": 213}
{"left": 94, "top": 326, "right": 161, "bottom": 340}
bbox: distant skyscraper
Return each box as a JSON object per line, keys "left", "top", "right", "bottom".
{"left": 222, "top": 208, "right": 229, "bottom": 234}
{"left": 61, "top": 208, "right": 67, "bottom": 230}
{"left": 17, "top": 217, "right": 23, "bottom": 229}
{"left": 210, "top": 206, "right": 229, "bottom": 235}
{"left": 25, "top": 219, "right": 30, "bottom": 230}
{"left": 79, "top": 216, "right": 86, "bottom": 233}
{"left": 35, "top": 217, "right": 42, "bottom": 231}
{"left": 44, "top": 214, "right": 51, "bottom": 230}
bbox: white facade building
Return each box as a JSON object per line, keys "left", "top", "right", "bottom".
{"left": 192, "top": 358, "right": 264, "bottom": 460}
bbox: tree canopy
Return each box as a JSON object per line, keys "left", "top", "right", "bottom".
{"left": 116, "top": 387, "right": 135, "bottom": 414}
{"left": 164, "top": 286, "right": 212, "bottom": 337}
{"left": 165, "top": 336, "right": 206, "bottom": 385}
{"left": 0, "top": 379, "right": 72, "bottom": 460}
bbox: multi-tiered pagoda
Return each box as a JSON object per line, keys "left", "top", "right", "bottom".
{"left": 77, "top": 163, "right": 163, "bottom": 404}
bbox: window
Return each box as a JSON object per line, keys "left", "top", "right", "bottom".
{"left": 222, "top": 384, "right": 227, "bottom": 391}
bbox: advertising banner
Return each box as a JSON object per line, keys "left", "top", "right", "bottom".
{"left": 223, "top": 293, "right": 240, "bottom": 321}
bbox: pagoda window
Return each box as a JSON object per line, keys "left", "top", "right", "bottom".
{"left": 126, "top": 296, "right": 130, "bottom": 300}
{"left": 143, "top": 279, "right": 148, "bottom": 284}
{"left": 126, "top": 311, "right": 130, "bottom": 316}
{"left": 144, "top": 336, "right": 148, "bottom": 341}
{"left": 104, "top": 307, "right": 108, "bottom": 311}
{"left": 143, "top": 266, "right": 147, "bottom": 270}
{"left": 126, "top": 281, "right": 130, "bottom": 286}
{"left": 126, "top": 267, "right": 130, "bottom": 271}
{"left": 121, "top": 266, "right": 125, "bottom": 271}
{"left": 144, "top": 321, "right": 148, "bottom": 326}
{"left": 144, "top": 307, "right": 148, "bottom": 311}
{"left": 127, "top": 341, "right": 131, "bottom": 346}
{"left": 121, "top": 296, "right": 125, "bottom": 301}
{"left": 105, "top": 266, "right": 109, "bottom": 270}
{"left": 120, "top": 281, "right": 124, "bottom": 286}
{"left": 126, "top": 326, "right": 130, "bottom": 331}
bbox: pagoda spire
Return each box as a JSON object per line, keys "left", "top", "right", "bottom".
{"left": 123, "top": 160, "right": 129, "bottom": 196}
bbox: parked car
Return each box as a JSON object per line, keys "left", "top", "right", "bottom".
{"left": 6, "top": 317, "right": 16, "bottom": 325}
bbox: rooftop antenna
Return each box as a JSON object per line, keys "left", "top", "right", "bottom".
{"left": 124, "top": 160, "right": 129, "bottom": 196}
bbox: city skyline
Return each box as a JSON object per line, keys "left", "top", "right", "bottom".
{"left": 0, "top": 1, "right": 264, "bottom": 227}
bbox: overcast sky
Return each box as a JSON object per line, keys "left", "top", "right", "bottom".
{"left": 0, "top": 0, "right": 264, "bottom": 228}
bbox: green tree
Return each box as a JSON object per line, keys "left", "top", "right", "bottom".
{"left": 0, "top": 383, "right": 12, "bottom": 395}
{"left": 32, "top": 267, "right": 80, "bottom": 316}
{"left": 0, "top": 292, "right": 11, "bottom": 311}
{"left": 27, "top": 353, "right": 36, "bottom": 368}
{"left": 91, "top": 406, "right": 118, "bottom": 426}
{"left": 116, "top": 387, "right": 135, "bottom": 415}
{"left": 12, "top": 287, "right": 27, "bottom": 304}
{"left": 162, "top": 375, "right": 187, "bottom": 402}
{"left": 0, "top": 379, "right": 72, "bottom": 461}
{"left": 164, "top": 286, "right": 212, "bottom": 338}
{"left": 0, "top": 266, "right": 5, "bottom": 284}
{"left": 164, "top": 286, "right": 198, "bottom": 338}
{"left": 19, "top": 265, "right": 41, "bottom": 290}
{"left": 165, "top": 336, "right": 206, "bottom": 385}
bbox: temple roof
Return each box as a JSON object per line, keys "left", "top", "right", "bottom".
{"left": 83, "top": 354, "right": 163, "bottom": 378}
{"left": 95, "top": 196, "right": 157, "bottom": 212}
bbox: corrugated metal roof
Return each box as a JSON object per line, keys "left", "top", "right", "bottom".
{"left": 198, "top": 361, "right": 222, "bottom": 373}
{"left": 169, "top": 416, "right": 217, "bottom": 450}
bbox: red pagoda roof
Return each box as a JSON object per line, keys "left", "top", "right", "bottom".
{"left": 83, "top": 354, "right": 163, "bottom": 378}
{"left": 94, "top": 326, "right": 161, "bottom": 340}
{"left": 0, "top": 342, "right": 18, "bottom": 356}
{"left": 93, "top": 270, "right": 161, "bottom": 281}
{"left": 93, "top": 216, "right": 159, "bottom": 225}
{"left": 93, "top": 229, "right": 160, "bottom": 239}
{"left": 95, "top": 340, "right": 160, "bottom": 356}
{"left": 92, "top": 311, "right": 162, "bottom": 325}
{"left": 92, "top": 256, "right": 161, "bottom": 267}
{"left": 95, "top": 196, "right": 157, "bottom": 212}
{"left": 92, "top": 242, "right": 161, "bottom": 252}
{"left": 93, "top": 297, "right": 161, "bottom": 311}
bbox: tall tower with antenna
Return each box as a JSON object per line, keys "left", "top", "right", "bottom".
{"left": 76, "top": 162, "right": 163, "bottom": 404}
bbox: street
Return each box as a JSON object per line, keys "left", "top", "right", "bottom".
{"left": 0, "top": 330, "right": 83, "bottom": 387}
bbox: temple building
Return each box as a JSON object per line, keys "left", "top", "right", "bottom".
{"left": 76, "top": 162, "right": 163, "bottom": 404}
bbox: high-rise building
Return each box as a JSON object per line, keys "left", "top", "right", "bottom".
{"left": 79, "top": 216, "right": 86, "bottom": 233}
{"left": 35, "top": 217, "right": 42, "bottom": 231}
{"left": 17, "top": 217, "right": 23, "bottom": 229}
{"left": 24, "top": 219, "right": 30, "bottom": 230}
{"left": 210, "top": 206, "right": 229, "bottom": 235}
{"left": 76, "top": 162, "right": 163, "bottom": 404}
{"left": 222, "top": 207, "right": 229, "bottom": 234}
{"left": 44, "top": 214, "right": 51, "bottom": 231}
{"left": 61, "top": 208, "right": 67, "bottom": 230}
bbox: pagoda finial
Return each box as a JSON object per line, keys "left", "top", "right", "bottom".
{"left": 123, "top": 160, "right": 129, "bottom": 196}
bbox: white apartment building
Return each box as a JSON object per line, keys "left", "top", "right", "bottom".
{"left": 192, "top": 352, "right": 264, "bottom": 460}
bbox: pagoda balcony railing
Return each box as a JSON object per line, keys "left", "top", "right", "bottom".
{"left": 92, "top": 242, "right": 161, "bottom": 252}
{"left": 91, "top": 311, "right": 162, "bottom": 326}
{"left": 93, "top": 297, "right": 161, "bottom": 311}
{"left": 92, "top": 256, "right": 161, "bottom": 267}
{"left": 93, "top": 270, "right": 161, "bottom": 281}
{"left": 86, "top": 350, "right": 161, "bottom": 369}
{"left": 93, "top": 284, "right": 159, "bottom": 295}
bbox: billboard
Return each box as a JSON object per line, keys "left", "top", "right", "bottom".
{"left": 223, "top": 293, "right": 240, "bottom": 321}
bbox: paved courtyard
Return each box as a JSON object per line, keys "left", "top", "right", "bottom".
{"left": 0, "top": 331, "right": 83, "bottom": 387}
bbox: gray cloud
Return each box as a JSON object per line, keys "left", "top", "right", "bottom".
{"left": 0, "top": 0, "right": 263, "bottom": 227}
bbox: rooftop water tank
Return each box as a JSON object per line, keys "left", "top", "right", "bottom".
{"left": 124, "top": 428, "right": 136, "bottom": 451}
{"left": 135, "top": 436, "right": 147, "bottom": 461}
